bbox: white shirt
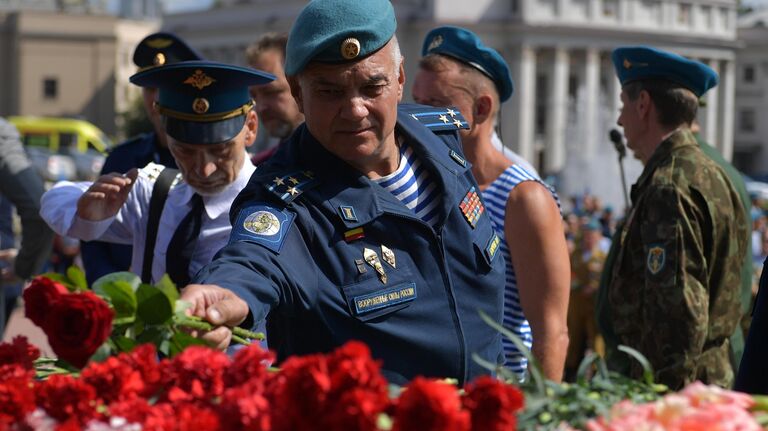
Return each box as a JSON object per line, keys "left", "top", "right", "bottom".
{"left": 41, "top": 157, "right": 256, "bottom": 284}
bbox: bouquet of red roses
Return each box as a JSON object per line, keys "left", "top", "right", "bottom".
{"left": 21, "top": 268, "right": 262, "bottom": 369}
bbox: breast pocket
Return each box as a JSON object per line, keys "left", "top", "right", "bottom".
{"left": 340, "top": 267, "right": 417, "bottom": 322}
{"left": 471, "top": 217, "right": 504, "bottom": 276}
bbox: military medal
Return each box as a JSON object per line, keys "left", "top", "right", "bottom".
{"left": 381, "top": 245, "right": 396, "bottom": 268}
{"left": 459, "top": 186, "right": 484, "bottom": 228}
{"left": 355, "top": 259, "right": 367, "bottom": 274}
{"left": 363, "top": 247, "right": 387, "bottom": 284}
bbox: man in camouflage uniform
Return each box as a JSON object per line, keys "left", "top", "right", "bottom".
{"left": 599, "top": 46, "right": 747, "bottom": 390}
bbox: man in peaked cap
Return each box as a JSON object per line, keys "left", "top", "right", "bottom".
{"left": 179, "top": 0, "right": 508, "bottom": 389}
{"left": 80, "top": 32, "right": 204, "bottom": 286}
{"left": 596, "top": 46, "right": 747, "bottom": 389}
{"left": 413, "top": 26, "right": 570, "bottom": 382}
{"left": 41, "top": 61, "right": 274, "bottom": 287}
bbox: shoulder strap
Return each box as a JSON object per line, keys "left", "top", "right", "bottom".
{"left": 141, "top": 167, "right": 179, "bottom": 283}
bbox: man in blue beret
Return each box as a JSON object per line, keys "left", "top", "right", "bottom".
{"left": 413, "top": 26, "right": 570, "bottom": 382}
{"left": 596, "top": 46, "right": 747, "bottom": 389}
{"left": 179, "top": 0, "right": 507, "bottom": 388}
{"left": 40, "top": 61, "right": 274, "bottom": 287}
{"left": 80, "top": 32, "right": 204, "bottom": 286}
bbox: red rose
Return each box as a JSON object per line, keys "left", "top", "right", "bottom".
{"left": 44, "top": 291, "right": 114, "bottom": 368}
{"left": 462, "top": 376, "right": 524, "bottom": 431}
{"left": 0, "top": 336, "right": 40, "bottom": 370}
{"left": 392, "top": 377, "right": 470, "bottom": 431}
{"left": 23, "top": 276, "right": 69, "bottom": 327}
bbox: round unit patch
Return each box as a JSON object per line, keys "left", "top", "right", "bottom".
{"left": 243, "top": 211, "right": 280, "bottom": 236}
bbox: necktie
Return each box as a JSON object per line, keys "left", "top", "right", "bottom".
{"left": 166, "top": 193, "right": 204, "bottom": 288}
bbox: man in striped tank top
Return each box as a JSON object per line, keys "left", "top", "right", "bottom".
{"left": 414, "top": 26, "right": 571, "bottom": 382}
{"left": 178, "top": 0, "right": 509, "bottom": 386}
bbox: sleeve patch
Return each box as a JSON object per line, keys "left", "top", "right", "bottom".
{"left": 229, "top": 204, "right": 295, "bottom": 253}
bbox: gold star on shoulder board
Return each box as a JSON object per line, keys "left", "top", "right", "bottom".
{"left": 438, "top": 114, "right": 449, "bottom": 124}
{"left": 288, "top": 176, "right": 300, "bottom": 185}
{"left": 446, "top": 109, "right": 457, "bottom": 117}
{"left": 453, "top": 119, "right": 463, "bottom": 128}
{"left": 287, "top": 187, "right": 299, "bottom": 196}
{"left": 273, "top": 177, "right": 285, "bottom": 186}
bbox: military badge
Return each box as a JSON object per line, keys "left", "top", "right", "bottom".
{"left": 192, "top": 97, "right": 210, "bottom": 114}
{"left": 229, "top": 204, "right": 295, "bottom": 253}
{"left": 339, "top": 205, "right": 358, "bottom": 222}
{"left": 145, "top": 37, "right": 173, "bottom": 49}
{"left": 341, "top": 37, "right": 361, "bottom": 60}
{"left": 344, "top": 227, "right": 365, "bottom": 242}
{"left": 646, "top": 245, "right": 666, "bottom": 275}
{"left": 427, "top": 35, "right": 443, "bottom": 51}
{"left": 485, "top": 234, "right": 501, "bottom": 262}
{"left": 363, "top": 247, "right": 387, "bottom": 284}
{"left": 459, "top": 186, "right": 484, "bottom": 228}
{"left": 381, "top": 245, "right": 396, "bottom": 268}
{"left": 353, "top": 282, "right": 417, "bottom": 315}
{"left": 184, "top": 69, "right": 216, "bottom": 90}
{"left": 355, "top": 259, "right": 367, "bottom": 274}
{"left": 153, "top": 52, "right": 166, "bottom": 66}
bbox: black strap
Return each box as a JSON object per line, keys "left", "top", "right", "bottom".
{"left": 141, "top": 167, "right": 179, "bottom": 284}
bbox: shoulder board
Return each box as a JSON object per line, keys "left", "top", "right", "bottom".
{"left": 399, "top": 104, "right": 469, "bottom": 132}
{"left": 262, "top": 170, "right": 319, "bottom": 204}
{"left": 229, "top": 203, "right": 295, "bottom": 253}
{"left": 139, "top": 162, "right": 182, "bottom": 188}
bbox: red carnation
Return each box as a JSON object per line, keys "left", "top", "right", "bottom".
{"left": 122, "top": 344, "right": 164, "bottom": 397}
{"left": 23, "top": 276, "right": 69, "bottom": 327}
{"left": 218, "top": 379, "right": 272, "bottom": 431}
{"left": 224, "top": 343, "right": 275, "bottom": 387}
{"left": 0, "top": 336, "right": 40, "bottom": 370}
{"left": 108, "top": 398, "right": 176, "bottom": 431}
{"left": 271, "top": 353, "right": 331, "bottom": 431}
{"left": 36, "top": 374, "right": 100, "bottom": 426}
{"left": 462, "top": 376, "right": 524, "bottom": 431}
{"left": 81, "top": 355, "right": 145, "bottom": 404}
{"left": 393, "top": 377, "right": 470, "bottom": 431}
{"left": 159, "top": 345, "right": 230, "bottom": 403}
{"left": 43, "top": 291, "right": 114, "bottom": 368}
{"left": 0, "top": 365, "right": 35, "bottom": 427}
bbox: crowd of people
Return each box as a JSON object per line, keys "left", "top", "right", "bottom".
{"left": 2, "top": 0, "right": 768, "bottom": 394}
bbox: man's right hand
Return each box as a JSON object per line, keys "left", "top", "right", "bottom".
{"left": 180, "top": 283, "right": 250, "bottom": 350}
{"left": 76, "top": 169, "right": 138, "bottom": 221}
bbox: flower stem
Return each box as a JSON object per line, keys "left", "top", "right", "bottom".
{"left": 174, "top": 316, "right": 265, "bottom": 343}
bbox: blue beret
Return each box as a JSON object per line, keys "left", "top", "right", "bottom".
{"left": 132, "top": 32, "right": 203, "bottom": 73}
{"left": 129, "top": 61, "right": 274, "bottom": 145}
{"left": 611, "top": 46, "right": 718, "bottom": 97}
{"left": 284, "top": 0, "right": 397, "bottom": 76}
{"left": 422, "top": 26, "right": 514, "bottom": 102}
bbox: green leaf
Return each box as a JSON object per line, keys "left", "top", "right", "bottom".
{"left": 617, "top": 344, "right": 655, "bottom": 386}
{"left": 93, "top": 272, "right": 141, "bottom": 294}
{"left": 97, "top": 281, "right": 137, "bottom": 323}
{"left": 135, "top": 326, "right": 168, "bottom": 347}
{"left": 88, "top": 342, "right": 113, "bottom": 363}
{"left": 156, "top": 274, "right": 179, "bottom": 305}
{"left": 38, "top": 272, "right": 76, "bottom": 291}
{"left": 112, "top": 335, "right": 137, "bottom": 353}
{"left": 66, "top": 266, "right": 88, "bottom": 291}
{"left": 136, "top": 284, "right": 173, "bottom": 325}
{"left": 168, "top": 331, "right": 207, "bottom": 356}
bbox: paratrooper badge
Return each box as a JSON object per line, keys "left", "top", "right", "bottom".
{"left": 646, "top": 245, "right": 666, "bottom": 275}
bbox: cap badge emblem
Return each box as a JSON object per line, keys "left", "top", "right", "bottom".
{"left": 192, "top": 97, "right": 210, "bottom": 114}
{"left": 341, "top": 38, "right": 361, "bottom": 60}
{"left": 145, "top": 37, "right": 173, "bottom": 49}
{"left": 623, "top": 58, "right": 633, "bottom": 69}
{"left": 428, "top": 35, "right": 443, "bottom": 52}
{"left": 153, "top": 52, "right": 166, "bottom": 66}
{"left": 184, "top": 69, "right": 216, "bottom": 90}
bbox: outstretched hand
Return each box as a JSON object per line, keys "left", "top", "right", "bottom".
{"left": 76, "top": 169, "right": 138, "bottom": 221}
{"left": 180, "top": 284, "right": 250, "bottom": 350}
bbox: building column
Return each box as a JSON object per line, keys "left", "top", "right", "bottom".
{"left": 510, "top": 44, "right": 537, "bottom": 164}
{"left": 546, "top": 47, "right": 569, "bottom": 173}
{"left": 718, "top": 59, "right": 735, "bottom": 161}
{"left": 584, "top": 47, "right": 600, "bottom": 155}
{"left": 704, "top": 59, "right": 720, "bottom": 146}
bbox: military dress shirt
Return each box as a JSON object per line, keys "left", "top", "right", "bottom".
{"left": 194, "top": 105, "right": 507, "bottom": 385}
{"left": 40, "top": 158, "right": 256, "bottom": 284}
{"left": 604, "top": 128, "right": 747, "bottom": 389}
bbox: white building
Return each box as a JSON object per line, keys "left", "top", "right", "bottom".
{"left": 733, "top": 8, "right": 768, "bottom": 178}
{"left": 164, "top": 0, "right": 739, "bottom": 210}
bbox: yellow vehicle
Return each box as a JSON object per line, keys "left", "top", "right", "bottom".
{"left": 9, "top": 116, "right": 112, "bottom": 181}
{"left": 8, "top": 116, "right": 112, "bottom": 154}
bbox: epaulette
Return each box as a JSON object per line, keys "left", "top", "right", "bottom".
{"left": 140, "top": 162, "right": 182, "bottom": 189}
{"left": 263, "top": 170, "right": 319, "bottom": 204}
{"left": 399, "top": 104, "right": 469, "bottom": 132}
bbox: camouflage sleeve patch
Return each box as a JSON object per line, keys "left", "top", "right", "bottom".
{"left": 228, "top": 203, "right": 295, "bottom": 253}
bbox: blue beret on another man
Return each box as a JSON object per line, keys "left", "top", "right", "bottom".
{"left": 283, "top": 0, "right": 397, "bottom": 76}
{"left": 129, "top": 61, "right": 274, "bottom": 144}
{"left": 421, "top": 26, "right": 514, "bottom": 102}
{"left": 611, "top": 46, "right": 718, "bottom": 97}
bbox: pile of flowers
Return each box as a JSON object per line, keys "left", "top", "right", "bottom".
{"left": 0, "top": 336, "right": 524, "bottom": 431}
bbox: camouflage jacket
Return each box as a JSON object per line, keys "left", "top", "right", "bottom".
{"left": 605, "top": 129, "right": 747, "bottom": 390}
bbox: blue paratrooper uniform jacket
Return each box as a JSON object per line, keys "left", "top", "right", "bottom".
{"left": 194, "top": 105, "right": 507, "bottom": 385}
{"left": 81, "top": 132, "right": 177, "bottom": 285}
